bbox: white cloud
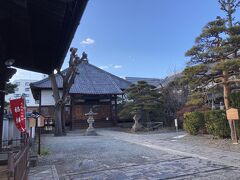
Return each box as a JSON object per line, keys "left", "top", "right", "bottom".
{"left": 80, "top": 38, "right": 95, "bottom": 45}
{"left": 10, "top": 68, "right": 44, "bottom": 82}
{"left": 99, "top": 65, "right": 109, "bottom": 69}
{"left": 114, "top": 65, "right": 122, "bottom": 69}
{"left": 99, "top": 64, "right": 123, "bottom": 70}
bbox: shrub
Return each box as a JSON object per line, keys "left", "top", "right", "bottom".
{"left": 177, "top": 105, "right": 199, "bottom": 129}
{"left": 230, "top": 92, "right": 240, "bottom": 108}
{"left": 183, "top": 112, "right": 205, "bottom": 135}
{"left": 205, "top": 110, "right": 230, "bottom": 138}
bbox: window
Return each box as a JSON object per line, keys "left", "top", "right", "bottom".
{"left": 26, "top": 99, "right": 30, "bottom": 103}
{"left": 25, "top": 88, "right": 30, "bottom": 92}
{"left": 21, "top": 93, "right": 29, "bottom": 97}
{"left": 14, "top": 94, "right": 21, "bottom": 98}
{"left": 25, "top": 82, "right": 30, "bottom": 86}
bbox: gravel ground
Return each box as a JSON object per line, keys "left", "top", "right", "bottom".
{"left": 180, "top": 134, "right": 240, "bottom": 153}
{"left": 114, "top": 127, "right": 240, "bottom": 153}
{"left": 27, "top": 129, "right": 240, "bottom": 180}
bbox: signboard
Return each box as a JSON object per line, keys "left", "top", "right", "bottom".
{"left": 10, "top": 97, "right": 26, "bottom": 132}
{"left": 226, "top": 108, "right": 239, "bottom": 120}
{"left": 29, "top": 118, "right": 36, "bottom": 127}
{"left": 37, "top": 115, "right": 45, "bottom": 127}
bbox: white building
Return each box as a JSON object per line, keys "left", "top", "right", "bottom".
{"left": 5, "top": 79, "right": 39, "bottom": 108}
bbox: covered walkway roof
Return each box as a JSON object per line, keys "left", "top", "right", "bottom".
{"left": 0, "top": 0, "right": 88, "bottom": 74}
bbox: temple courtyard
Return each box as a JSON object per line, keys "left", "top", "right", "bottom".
{"left": 28, "top": 129, "right": 240, "bottom": 180}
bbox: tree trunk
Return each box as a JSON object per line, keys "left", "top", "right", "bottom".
{"left": 54, "top": 104, "right": 63, "bottom": 136}
{"left": 49, "top": 49, "right": 83, "bottom": 136}
{"left": 225, "top": 5, "right": 238, "bottom": 143}
{"left": 61, "top": 105, "right": 66, "bottom": 134}
{"left": 223, "top": 70, "right": 230, "bottom": 109}
{"left": 49, "top": 74, "right": 64, "bottom": 136}
{"left": 223, "top": 70, "right": 236, "bottom": 142}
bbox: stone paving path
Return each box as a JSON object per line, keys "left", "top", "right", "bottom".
{"left": 28, "top": 129, "right": 240, "bottom": 180}
{"left": 28, "top": 165, "right": 59, "bottom": 180}
{"left": 97, "top": 129, "right": 240, "bottom": 168}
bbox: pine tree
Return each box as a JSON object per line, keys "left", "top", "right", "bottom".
{"left": 4, "top": 83, "right": 17, "bottom": 107}
{"left": 184, "top": 0, "right": 240, "bottom": 141}
{"left": 5, "top": 83, "right": 17, "bottom": 95}
{"left": 119, "top": 81, "right": 163, "bottom": 123}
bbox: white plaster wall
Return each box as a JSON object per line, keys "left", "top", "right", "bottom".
{"left": 41, "top": 90, "right": 64, "bottom": 106}
{"left": 41, "top": 90, "right": 55, "bottom": 106}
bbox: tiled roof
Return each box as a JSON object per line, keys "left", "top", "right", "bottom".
{"left": 126, "top": 73, "right": 182, "bottom": 89}
{"left": 156, "top": 73, "right": 182, "bottom": 89}
{"left": 31, "top": 62, "right": 132, "bottom": 95}
{"left": 125, "top": 77, "right": 164, "bottom": 87}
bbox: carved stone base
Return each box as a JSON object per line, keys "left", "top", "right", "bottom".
{"left": 85, "top": 128, "right": 98, "bottom": 136}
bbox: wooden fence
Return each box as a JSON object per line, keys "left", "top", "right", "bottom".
{"left": 0, "top": 138, "right": 30, "bottom": 180}
{"left": 8, "top": 143, "right": 29, "bottom": 180}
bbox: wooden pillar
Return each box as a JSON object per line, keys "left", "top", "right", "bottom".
{"left": 0, "top": 38, "right": 6, "bottom": 148}
{"left": 114, "top": 95, "right": 118, "bottom": 125}
{"left": 0, "top": 78, "right": 5, "bottom": 149}
{"left": 38, "top": 90, "right": 42, "bottom": 114}
{"left": 109, "top": 95, "right": 113, "bottom": 123}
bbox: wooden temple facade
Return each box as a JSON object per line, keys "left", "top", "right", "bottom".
{"left": 30, "top": 60, "right": 131, "bottom": 129}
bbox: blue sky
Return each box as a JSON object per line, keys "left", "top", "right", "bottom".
{"left": 14, "top": 0, "right": 224, "bottom": 81}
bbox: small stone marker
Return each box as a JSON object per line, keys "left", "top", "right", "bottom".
{"left": 174, "top": 119, "right": 178, "bottom": 133}
{"left": 174, "top": 119, "right": 178, "bottom": 127}
{"left": 226, "top": 108, "right": 239, "bottom": 120}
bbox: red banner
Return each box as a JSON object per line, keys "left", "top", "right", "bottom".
{"left": 10, "top": 97, "right": 26, "bottom": 132}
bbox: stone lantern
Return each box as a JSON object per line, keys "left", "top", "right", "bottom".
{"left": 131, "top": 112, "right": 142, "bottom": 132}
{"left": 85, "top": 108, "right": 98, "bottom": 136}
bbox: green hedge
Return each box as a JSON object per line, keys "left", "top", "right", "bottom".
{"left": 205, "top": 110, "right": 230, "bottom": 138}
{"left": 183, "top": 110, "right": 240, "bottom": 138}
{"left": 182, "top": 93, "right": 240, "bottom": 138}
{"left": 183, "top": 112, "right": 205, "bottom": 135}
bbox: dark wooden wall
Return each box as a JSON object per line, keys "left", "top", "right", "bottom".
{"left": 40, "top": 106, "right": 71, "bottom": 125}
{"left": 72, "top": 104, "right": 114, "bottom": 129}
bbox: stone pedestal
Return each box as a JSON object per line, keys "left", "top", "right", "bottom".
{"left": 131, "top": 113, "right": 142, "bottom": 132}
{"left": 85, "top": 109, "right": 98, "bottom": 136}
